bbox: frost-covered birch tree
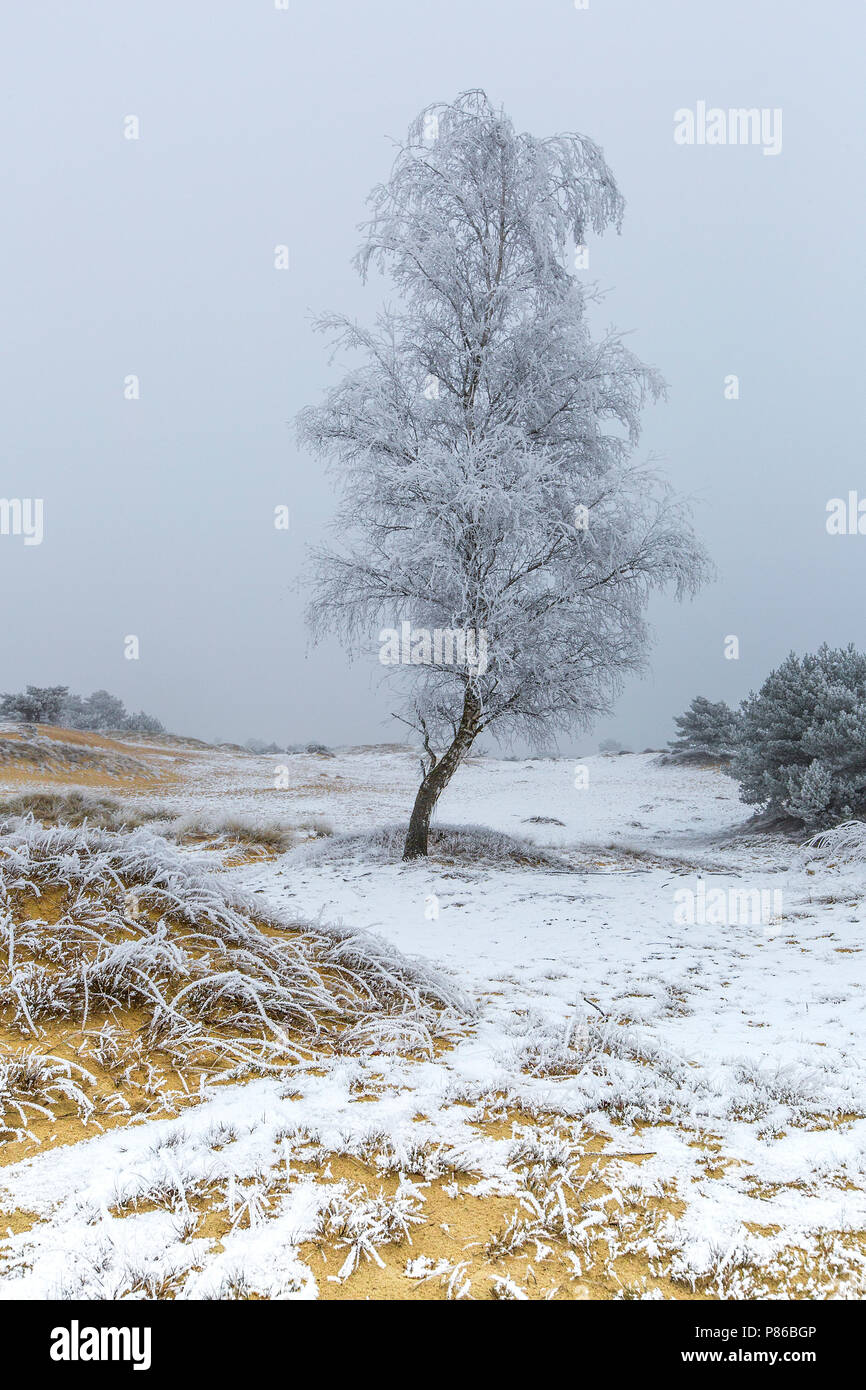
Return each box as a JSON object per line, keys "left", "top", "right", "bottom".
{"left": 299, "top": 91, "right": 709, "bottom": 859}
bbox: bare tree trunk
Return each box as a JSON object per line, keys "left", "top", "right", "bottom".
{"left": 402, "top": 689, "right": 481, "bottom": 860}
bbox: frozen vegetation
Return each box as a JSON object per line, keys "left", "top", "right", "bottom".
{"left": 1, "top": 742, "right": 864, "bottom": 1299}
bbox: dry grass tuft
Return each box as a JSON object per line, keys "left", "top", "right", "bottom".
{"left": 0, "top": 790, "right": 332, "bottom": 857}
{"left": 297, "top": 822, "right": 568, "bottom": 870}
{"left": 0, "top": 819, "right": 464, "bottom": 1148}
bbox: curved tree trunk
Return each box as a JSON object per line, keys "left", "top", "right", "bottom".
{"left": 402, "top": 689, "right": 482, "bottom": 860}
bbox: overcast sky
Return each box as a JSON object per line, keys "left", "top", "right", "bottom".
{"left": 1, "top": 0, "right": 863, "bottom": 751}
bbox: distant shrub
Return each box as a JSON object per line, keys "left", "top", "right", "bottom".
{"left": 244, "top": 738, "right": 285, "bottom": 754}
{"left": 62, "top": 689, "right": 126, "bottom": 730}
{"left": 667, "top": 696, "right": 740, "bottom": 761}
{"left": 124, "top": 711, "right": 165, "bottom": 735}
{"left": 0, "top": 685, "right": 68, "bottom": 725}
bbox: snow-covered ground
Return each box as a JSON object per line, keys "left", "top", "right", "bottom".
{"left": 2, "top": 748, "right": 865, "bottom": 1299}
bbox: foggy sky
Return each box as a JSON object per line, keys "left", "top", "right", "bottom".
{"left": 2, "top": 0, "right": 864, "bottom": 752}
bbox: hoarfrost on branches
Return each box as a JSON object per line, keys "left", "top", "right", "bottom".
{"left": 298, "top": 90, "right": 709, "bottom": 856}
{"left": 729, "top": 643, "right": 866, "bottom": 827}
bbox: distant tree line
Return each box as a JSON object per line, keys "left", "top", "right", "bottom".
{"left": 669, "top": 643, "right": 866, "bottom": 828}
{"left": 244, "top": 738, "right": 332, "bottom": 756}
{"left": 0, "top": 685, "right": 164, "bottom": 734}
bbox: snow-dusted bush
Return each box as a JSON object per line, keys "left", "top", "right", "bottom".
{"left": 61, "top": 688, "right": 127, "bottom": 730}
{"left": 124, "top": 710, "right": 165, "bottom": 735}
{"left": 0, "top": 685, "right": 68, "bottom": 725}
{"left": 63, "top": 689, "right": 165, "bottom": 734}
{"left": 666, "top": 696, "right": 740, "bottom": 762}
{"left": 729, "top": 644, "right": 866, "bottom": 827}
